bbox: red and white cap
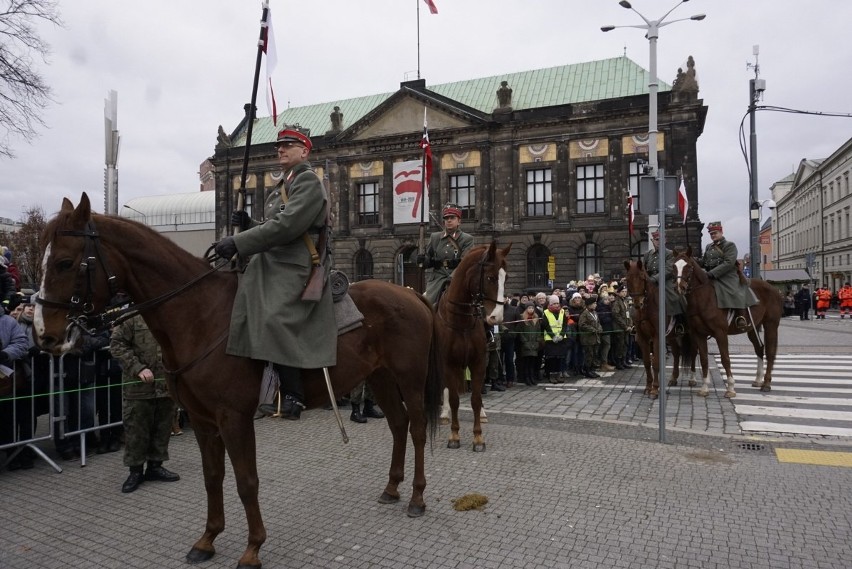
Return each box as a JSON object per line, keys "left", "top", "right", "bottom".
{"left": 442, "top": 204, "right": 462, "bottom": 219}
{"left": 275, "top": 128, "right": 312, "bottom": 151}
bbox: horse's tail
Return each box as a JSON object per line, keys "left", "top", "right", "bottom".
{"left": 424, "top": 310, "right": 443, "bottom": 446}
{"left": 679, "top": 330, "right": 695, "bottom": 375}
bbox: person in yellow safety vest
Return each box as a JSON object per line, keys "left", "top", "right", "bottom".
{"left": 815, "top": 286, "right": 832, "bottom": 319}
{"left": 839, "top": 282, "right": 852, "bottom": 319}
{"left": 541, "top": 295, "right": 573, "bottom": 384}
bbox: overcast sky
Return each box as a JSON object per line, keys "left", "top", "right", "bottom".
{"left": 4, "top": 0, "right": 851, "bottom": 254}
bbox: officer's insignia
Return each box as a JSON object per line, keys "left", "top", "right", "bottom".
{"left": 279, "top": 204, "right": 286, "bottom": 212}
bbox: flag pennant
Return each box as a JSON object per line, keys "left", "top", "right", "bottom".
{"left": 423, "top": 0, "right": 438, "bottom": 15}
{"left": 627, "top": 195, "right": 635, "bottom": 236}
{"left": 677, "top": 176, "right": 688, "bottom": 225}
{"left": 420, "top": 108, "right": 433, "bottom": 193}
{"left": 262, "top": 7, "right": 278, "bottom": 125}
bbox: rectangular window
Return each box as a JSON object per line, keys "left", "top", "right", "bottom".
{"left": 525, "top": 168, "right": 552, "bottom": 216}
{"left": 576, "top": 164, "right": 605, "bottom": 214}
{"left": 448, "top": 174, "right": 476, "bottom": 220}
{"left": 356, "top": 181, "right": 379, "bottom": 225}
{"left": 628, "top": 161, "right": 642, "bottom": 198}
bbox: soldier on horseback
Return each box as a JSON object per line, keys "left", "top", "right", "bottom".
{"left": 699, "top": 221, "right": 757, "bottom": 330}
{"left": 643, "top": 230, "right": 687, "bottom": 335}
{"left": 417, "top": 204, "right": 474, "bottom": 306}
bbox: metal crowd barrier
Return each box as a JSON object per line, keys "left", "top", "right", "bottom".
{"left": 1, "top": 349, "right": 124, "bottom": 472}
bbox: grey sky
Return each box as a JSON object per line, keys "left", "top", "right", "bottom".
{"left": 4, "top": 0, "right": 851, "bottom": 256}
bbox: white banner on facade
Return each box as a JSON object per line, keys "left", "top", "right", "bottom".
{"left": 392, "top": 159, "right": 429, "bottom": 225}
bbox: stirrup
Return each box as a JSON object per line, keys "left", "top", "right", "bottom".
{"left": 735, "top": 315, "right": 749, "bottom": 330}
{"left": 674, "top": 323, "right": 685, "bottom": 336}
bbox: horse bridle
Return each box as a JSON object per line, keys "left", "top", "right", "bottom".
{"left": 441, "top": 250, "right": 503, "bottom": 330}
{"left": 36, "top": 219, "right": 228, "bottom": 336}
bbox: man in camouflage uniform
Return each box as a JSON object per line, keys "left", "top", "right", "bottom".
{"left": 700, "top": 221, "right": 757, "bottom": 330}
{"left": 110, "top": 315, "right": 180, "bottom": 493}
{"left": 418, "top": 204, "right": 474, "bottom": 306}
{"left": 610, "top": 283, "right": 632, "bottom": 370}
{"left": 643, "top": 230, "right": 686, "bottom": 335}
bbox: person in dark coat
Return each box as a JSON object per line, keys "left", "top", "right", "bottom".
{"left": 643, "top": 230, "right": 685, "bottom": 335}
{"left": 216, "top": 127, "right": 336, "bottom": 421}
{"left": 795, "top": 285, "right": 811, "bottom": 320}
{"left": 417, "top": 204, "right": 475, "bottom": 306}
{"left": 700, "top": 221, "right": 758, "bottom": 330}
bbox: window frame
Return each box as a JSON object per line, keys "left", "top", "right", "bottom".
{"left": 576, "top": 163, "right": 605, "bottom": 214}
{"left": 355, "top": 180, "right": 381, "bottom": 226}
{"left": 525, "top": 167, "right": 553, "bottom": 217}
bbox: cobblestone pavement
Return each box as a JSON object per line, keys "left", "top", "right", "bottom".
{"left": 1, "top": 315, "right": 851, "bottom": 568}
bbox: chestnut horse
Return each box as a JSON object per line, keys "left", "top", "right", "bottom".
{"left": 671, "top": 247, "right": 783, "bottom": 397}
{"left": 34, "top": 194, "right": 442, "bottom": 569}
{"left": 435, "top": 242, "right": 511, "bottom": 452}
{"left": 623, "top": 260, "right": 696, "bottom": 399}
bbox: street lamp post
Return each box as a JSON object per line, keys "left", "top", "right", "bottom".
{"left": 123, "top": 204, "right": 148, "bottom": 226}
{"left": 602, "top": 0, "right": 705, "bottom": 443}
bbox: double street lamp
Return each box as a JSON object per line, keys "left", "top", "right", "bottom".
{"left": 602, "top": 0, "right": 705, "bottom": 442}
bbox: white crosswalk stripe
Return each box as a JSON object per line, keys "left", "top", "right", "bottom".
{"left": 715, "top": 353, "right": 852, "bottom": 437}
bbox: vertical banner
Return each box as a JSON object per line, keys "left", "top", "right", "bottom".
{"left": 393, "top": 159, "right": 429, "bottom": 224}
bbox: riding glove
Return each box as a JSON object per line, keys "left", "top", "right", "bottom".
{"left": 707, "top": 272, "right": 716, "bottom": 280}
{"left": 0, "top": 351, "right": 11, "bottom": 366}
{"left": 215, "top": 236, "right": 238, "bottom": 260}
{"left": 416, "top": 254, "right": 426, "bottom": 267}
{"left": 231, "top": 210, "right": 251, "bottom": 231}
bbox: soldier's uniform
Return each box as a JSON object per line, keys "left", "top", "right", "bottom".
{"left": 110, "top": 315, "right": 179, "bottom": 492}
{"left": 421, "top": 205, "right": 474, "bottom": 306}
{"left": 701, "top": 221, "right": 757, "bottom": 328}
{"left": 644, "top": 231, "right": 686, "bottom": 335}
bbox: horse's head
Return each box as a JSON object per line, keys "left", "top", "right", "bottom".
{"left": 672, "top": 246, "right": 703, "bottom": 295}
{"left": 455, "top": 241, "right": 512, "bottom": 326}
{"left": 623, "top": 259, "right": 650, "bottom": 307}
{"left": 34, "top": 193, "right": 116, "bottom": 354}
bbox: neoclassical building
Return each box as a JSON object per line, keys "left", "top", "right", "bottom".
{"left": 208, "top": 56, "right": 707, "bottom": 294}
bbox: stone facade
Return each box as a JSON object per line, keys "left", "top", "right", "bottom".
{"left": 209, "top": 75, "right": 707, "bottom": 294}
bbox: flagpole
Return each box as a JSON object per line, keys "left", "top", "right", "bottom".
{"left": 418, "top": 108, "right": 428, "bottom": 259}
{"left": 233, "top": 1, "right": 270, "bottom": 236}
{"left": 416, "top": 0, "right": 421, "bottom": 79}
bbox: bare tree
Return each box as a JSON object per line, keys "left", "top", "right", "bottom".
{"left": 1, "top": 205, "right": 46, "bottom": 289}
{"left": 0, "top": 0, "right": 62, "bottom": 158}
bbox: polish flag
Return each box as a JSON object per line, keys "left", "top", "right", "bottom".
{"left": 423, "top": 0, "right": 438, "bottom": 14}
{"left": 420, "top": 108, "right": 433, "bottom": 189}
{"left": 677, "top": 176, "right": 688, "bottom": 225}
{"left": 262, "top": 7, "right": 278, "bottom": 125}
{"left": 627, "top": 195, "right": 635, "bottom": 236}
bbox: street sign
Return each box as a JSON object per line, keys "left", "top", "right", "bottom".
{"left": 547, "top": 255, "right": 556, "bottom": 280}
{"left": 638, "top": 176, "right": 679, "bottom": 215}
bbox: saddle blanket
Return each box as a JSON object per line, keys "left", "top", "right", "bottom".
{"left": 334, "top": 293, "right": 364, "bottom": 336}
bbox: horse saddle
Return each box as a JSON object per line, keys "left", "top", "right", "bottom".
{"left": 330, "top": 270, "right": 364, "bottom": 335}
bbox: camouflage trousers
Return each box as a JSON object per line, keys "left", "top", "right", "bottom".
{"left": 122, "top": 396, "right": 175, "bottom": 468}
{"left": 350, "top": 381, "right": 375, "bottom": 405}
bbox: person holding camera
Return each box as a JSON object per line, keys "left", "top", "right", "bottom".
{"left": 417, "top": 204, "right": 474, "bottom": 306}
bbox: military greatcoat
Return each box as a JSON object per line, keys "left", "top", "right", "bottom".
{"left": 643, "top": 247, "right": 684, "bottom": 316}
{"left": 701, "top": 238, "right": 757, "bottom": 310}
{"left": 423, "top": 229, "right": 474, "bottom": 306}
{"left": 228, "top": 161, "right": 336, "bottom": 369}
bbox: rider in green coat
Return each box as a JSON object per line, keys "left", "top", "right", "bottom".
{"left": 417, "top": 204, "right": 474, "bottom": 307}
{"left": 700, "top": 221, "right": 757, "bottom": 330}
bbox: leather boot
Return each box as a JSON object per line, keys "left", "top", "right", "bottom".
{"left": 122, "top": 467, "right": 144, "bottom": 493}
{"left": 144, "top": 461, "right": 180, "bottom": 482}
{"left": 363, "top": 400, "right": 385, "bottom": 419}
{"left": 490, "top": 381, "right": 506, "bottom": 392}
{"left": 350, "top": 404, "right": 367, "bottom": 423}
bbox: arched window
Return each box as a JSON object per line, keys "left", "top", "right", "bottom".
{"left": 354, "top": 249, "right": 373, "bottom": 281}
{"left": 576, "top": 242, "right": 601, "bottom": 280}
{"left": 526, "top": 244, "right": 551, "bottom": 289}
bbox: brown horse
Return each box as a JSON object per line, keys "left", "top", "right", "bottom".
{"left": 33, "top": 194, "right": 442, "bottom": 568}
{"left": 623, "top": 260, "right": 696, "bottom": 399}
{"left": 434, "top": 242, "right": 511, "bottom": 452}
{"left": 671, "top": 247, "right": 783, "bottom": 397}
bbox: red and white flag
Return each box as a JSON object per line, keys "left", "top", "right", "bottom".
{"left": 627, "top": 195, "right": 635, "bottom": 236}
{"left": 677, "top": 176, "right": 688, "bottom": 225}
{"left": 262, "top": 7, "right": 278, "bottom": 125}
{"left": 423, "top": 0, "right": 439, "bottom": 14}
{"left": 420, "top": 108, "right": 433, "bottom": 191}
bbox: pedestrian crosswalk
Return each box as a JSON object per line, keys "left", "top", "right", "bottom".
{"left": 715, "top": 354, "right": 852, "bottom": 437}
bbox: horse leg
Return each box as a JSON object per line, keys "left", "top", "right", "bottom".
{"left": 648, "top": 341, "right": 660, "bottom": 399}
{"left": 468, "top": 359, "right": 487, "bottom": 452}
{"left": 760, "top": 319, "right": 780, "bottom": 392}
{"left": 446, "top": 368, "right": 462, "bottom": 449}
{"left": 696, "top": 338, "right": 711, "bottom": 397}
{"left": 747, "top": 328, "right": 766, "bottom": 389}
{"left": 440, "top": 387, "right": 450, "bottom": 425}
{"left": 716, "top": 335, "right": 736, "bottom": 398}
{"left": 186, "top": 427, "right": 227, "bottom": 565}
{"left": 668, "top": 341, "right": 680, "bottom": 387}
{"left": 220, "top": 416, "right": 266, "bottom": 569}
{"left": 368, "top": 374, "right": 410, "bottom": 510}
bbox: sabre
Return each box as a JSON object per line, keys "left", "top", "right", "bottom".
{"left": 323, "top": 367, "right": 349, "bottom": 444}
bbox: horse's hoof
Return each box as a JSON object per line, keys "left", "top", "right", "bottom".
{"left": 447, "top": 440, "right": 460, "bottom": 449}
{"left": 649, "top": 392, "right": 659, "bottom": 400}
{"left": 186, "top": 547, "right": 215, "bottom": 564}
{"left": 725, "top": 391, "right": 736, "bottom": 398}
{"left": 440, "top": 417, "right": 449, "bottom": 426}
{"left": 668, "top": 379, "right": 678, "bottom": 387}
{"left": 480, "top": 417, "right": 488, "bottom": 424}
{"left": 407, "top": 503, "right": 426, "bottom": 518}
{"left": 378, "top": 491, "right": 400, "bottom": 504}
{"left": 473, "top": 442, "right": 486, "bottom": 452}
{"left": 760, "top": 384, "right": 771, "bottom": 392}
{"left": 697, "top": 390, "right": 709, "bottom": 397}
{"left": 751, "top": 381, "right": 762, "bottom": 388}
{"left": 688, "top": 380, "right": 696, "bottom": 387}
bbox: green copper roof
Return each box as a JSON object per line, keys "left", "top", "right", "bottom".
{"left": 233, "top": 56, "right": 666, "bottom": 147}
